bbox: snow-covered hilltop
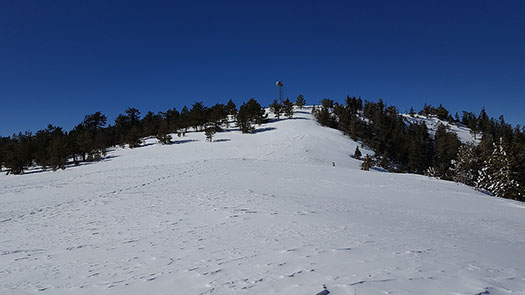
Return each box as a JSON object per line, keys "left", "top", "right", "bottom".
{"left": 1, "top": 107, "right": 524, "bottom": 295}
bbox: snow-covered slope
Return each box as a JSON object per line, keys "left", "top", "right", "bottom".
{"left": 402, "top": 113, "right": 480, "bottom": 144}
{"left": 1, "top": 107, "right": 524, "bottom": 295}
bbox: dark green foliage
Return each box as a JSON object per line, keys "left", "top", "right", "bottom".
{"left": 432, "top": 124, "right": 461, "bottom": 179}
{"left": 236, "top": 98, "right": 267, "bottom": 133}
{"left": 205, "top": 125, "right": 217, "bottom": 142}
{"left": 165, "top": 108, "right": 180, "bottom": 132}
{"left": 296, "top": 94, "right": 305, "bottom": 109}
{"left": 156, "top": 120, "right": 172, "bottom": 144}
{"left": 0, "top": 137, "right": 8, "bottom": 171}
{"left": 313, "top": 98, "right": 525, "bottom": 201}
{"left": 476, "top": 139, "right": 520, "bottom": 199}
{"left": 226, "top": 99, "right": 237, "bottom": 116}
{"left": 361, "top": 155, "right": 374, "bottom": 171}
{"left": 142, "top": 111, "right": 162, "bottom": 137}
{"left": 313, "top": 99, "right": 337, "bottom": 128}
{"left": 115, "top": 108, "right": 142, "bottom": 148}
{"left": 47, "top": 132, "right": 69, "bottom": 171}
{"left": 125, "top": 126, "right": 143, "bottom": 149}
{"left": 353, "top": 146, "right": 362, "bottom": 159}
{"left": 283, "top": 98, "right": 294, "bottom": 118}
{"left": 208, "top": 104, "right": 228, "bottom": 129}
{"left": 418, "top": 103, "right": 449, "bottom": 120}
{"left": 270, "top": 99, "right": 283, "bottom": 119}
{"left": 451, "top": 144, "right": 478, "bottom": 186}
{"left": 189, "top": 101, "right": 207, "bottom": 131}
{"left": 406, "top": 122, "right": 432, "bottom": 174}
{"left": 3, "top": 132, "right": 34, "bottom": 175}
{"left": 237, "top": 106, "right": 255, "bottom": 133}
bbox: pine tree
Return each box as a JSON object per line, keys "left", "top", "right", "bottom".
{"left": 47, "top": 134, "right": 69, "bottom": 171}
{"left": 269, "top": 99, "right": 283, "bottom": 119}
{"left": 283, "top": 98, "right": 294, "bottom": 118}
{"left": 353, "top": 146, "right": 362, "bottom": 159}
{"left": 296, "top": 94, "right": 305, "bottom": 109}
{"left": 237, "top": 105, "right": 254, "bottom": 133}
{"left": 476, "top": 138, "right": 520, "bottom": 198}
{"left": 451, "top": 144, "right": 477, "bottom": 185}
{"left": 433, "top": 124, "right": 460, "bottom": 179}
{"left": 236, "top": 98, "right": 267, "bottom": 133}
{"left": 361, "top": 155, "right": 374, "bottom": 170}
{"left": 205, "top": 125, "right": 216, "bottom": 142}
{"left": 156, "top": 120, "right": 172, "bottom": 144}
{"left": 126, "top": 127, "right": 142, "bottom": 148}
{"left": 226, "top": 99, "right": 237, "bottom": 116}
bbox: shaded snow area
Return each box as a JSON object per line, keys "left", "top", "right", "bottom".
{"left": 402, "top": 113, "right": 480, "bottom": 144}
{"left": 1, "top": 108, "right": 524, "bottom": 294}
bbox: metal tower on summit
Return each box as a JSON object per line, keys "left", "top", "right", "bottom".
{"left": 276, "top": 81, "right": 284, "bottom": 101}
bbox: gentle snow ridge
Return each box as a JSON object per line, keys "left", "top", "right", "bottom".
{"left": 0, "top": 107, "right": 524, "bottom": 294}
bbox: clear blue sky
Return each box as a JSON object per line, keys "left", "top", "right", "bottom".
{"left": 1, "top": 0, "right": 524, "bottom": 136}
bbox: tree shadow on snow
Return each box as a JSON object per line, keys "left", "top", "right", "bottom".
{"left": 253, "top": 127, "right": 276, "bottom": 133}
{"left": 213, "top": 139, "right": 231, "bottom": 143}
{"left": 371, "top": 166, "right": 388, "bottom": 172}
{"left": 173, "top": 139, "right": 198, "bottom": 144}
{"left": 12, "top": 154, "right": 121, "bottom": 176}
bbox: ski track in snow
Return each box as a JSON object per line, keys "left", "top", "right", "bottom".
{"left": 1, "top": 108, "right": 524, "bottom": 294}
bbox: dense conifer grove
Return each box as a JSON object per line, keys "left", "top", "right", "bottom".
{"left": 313, "top": 97, "right": 524, "bottom": 201}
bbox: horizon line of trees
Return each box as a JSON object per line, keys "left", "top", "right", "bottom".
{"left": 0, "top": 96, "right": 293, "bottom": 175}
{"left": 313, "top": 97, "right": 524, "bottom": 202}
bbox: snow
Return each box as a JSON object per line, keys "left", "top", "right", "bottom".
{"left": 1, "top": 107, "right": 524, "bottom": 294}
{"left": 402, "top": 113, "right": 480, "bottom": 144}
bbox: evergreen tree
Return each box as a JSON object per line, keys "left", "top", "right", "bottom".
{"left": 165, "top": 108, "right": 180, "bottom": 132}
{"left": 156, "top": 120, "right": 172, "bottom": 144}
{"left": 126, "top": 126, "right": 143, "bottom": 148}
{"left": 4, "top": 132, "right": 34, "bottom": 175}
{"left": 237, "top": 105, "right": 254, "bottom": 133}
{"left": 189, "top": 101, "right": 207, "bottom": 131}
{"left": 315, "top": 100, "right": 336, "bottom": 128}
{"left": 236, "top": 98, "right": 267, "bottom": 133}
{"left": 269, "top": 99, "right": 283, "bottom": 119}
{"left": 142, "top": 111, "right": 162, "bottom": 137}
{"left": 477, "top": 108, "right": 490, "bottom": 133}
{"left": 451, "top": 144, "right": 477, "bottom": 186}
{"left": 433, "top": 124, "right": 461, "bottom": 179}
{"left": 361, "top": 155, "right": 374, "bottom": 171}
{"left": 353, "top": 146, "right": 362, "bottom": 159}
{"left": 115, "top": 108, "right": 142, "bottom": 148}
{"left": 226, "top": 99, "right": 237, "bottom": 115}
{"left": 406, "top": 122, "right": 432, "bottom": 174}
{"left": 47, "top": 132, "right": 69, "bottom": 171}
{"left": 205, "top": 125, "right": 217, "bottom": 142}
{"left": 476, "top": 138, "right": 520, "bottom": 199}
{"left": 296, "top": 94, "right": 305, "bottom": 109}
{"left": 180, "top": 106, "right": 190, "bottom": 132}
{"left": 283, "top": 98, "right": 294, "bottom": 118}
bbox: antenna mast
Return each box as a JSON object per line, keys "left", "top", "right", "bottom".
{"left": 276, "top": 81, "right": 284, "bottom": 101}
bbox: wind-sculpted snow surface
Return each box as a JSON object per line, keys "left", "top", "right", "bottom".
{"left": 1, "top": 108, "right": 524, "bottom": 294}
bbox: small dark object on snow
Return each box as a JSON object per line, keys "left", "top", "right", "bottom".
{"left": 316, "top": 284, "right": 330, "bottom": 295}
{"left": 332, "top": 162, "right": 335, "bottom": 167}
